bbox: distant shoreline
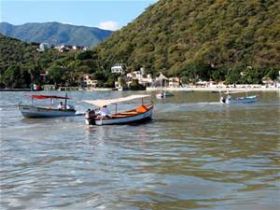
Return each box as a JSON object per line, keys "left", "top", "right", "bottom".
{"left": 1, "top": 85, "right": 279, "bottom": 92}
{"left": 0, "top": 88, "right": 32, "bottom": 92}
{"left": 146, "top": 85, "right": 280, "bottom": 92}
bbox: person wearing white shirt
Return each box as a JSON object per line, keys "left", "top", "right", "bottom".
{"left": 57, "top": 102, "right": 64, "bottom": 109}
{"left": 97, "top": 105, "right": 111, "bottom": 118}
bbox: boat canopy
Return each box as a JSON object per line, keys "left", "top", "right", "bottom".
{"left": 84, "top": 95, "right": 151, "bottom": 107}
{"left": 31, "top": 95, "right": 70, "bottom": 100}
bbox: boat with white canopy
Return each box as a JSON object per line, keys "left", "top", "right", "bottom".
{"left": 84, "top": 95, "right": 153, "bottom": 125}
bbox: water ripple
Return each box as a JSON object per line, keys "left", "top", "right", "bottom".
{"left": 0, "top": 91, "right": 279, "bottom": 209}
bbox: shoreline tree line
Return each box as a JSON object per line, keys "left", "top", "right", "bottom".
{"left": 1, "top": 0, "right": 279, "bottom": 88}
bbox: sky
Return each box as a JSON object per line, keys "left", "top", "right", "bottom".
{"left": 0, "top": 0, "right": 157, "bottom": 31}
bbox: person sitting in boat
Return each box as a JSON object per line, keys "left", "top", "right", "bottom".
{"left": 66, "top": 104, "right": 74, "bottom": 110}
{"left": 220, "top": 96, "right": 226, "bottom": 104}
{"left": 97, "top": 105, "right": 111, "bottom": 119}
{"left": 57, "top": 102, "right": 64, "bottom": 109}
{"left": 226, "top": 94, "right": 232, "bottom": 101}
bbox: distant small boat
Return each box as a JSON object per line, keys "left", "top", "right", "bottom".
{"left": 19, "top": 94, "right": 76, "bottom": 118}
{"left": 220, "top": 95, "right": 257, "bottom": 104}
{"left": 84, "top": 95, "right": 153, "bottom": 126}
{"left": 156, "top": 91, "right": 174, "bottom": 99}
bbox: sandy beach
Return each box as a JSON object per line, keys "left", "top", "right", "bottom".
{"left": 147, "top": 84, "right": 280, "bottom": 92}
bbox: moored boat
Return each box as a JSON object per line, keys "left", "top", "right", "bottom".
{"left": 19, "top": 94, "right": 76, "bottom": 118}
{"left": 220, "top": 95, "right": 257, "bottom": 104}
{"left": 84, "top": 95, "right": 153, "bottom": 125}
{"left": 156, "top": 91, "right": 174, "bottom": 99}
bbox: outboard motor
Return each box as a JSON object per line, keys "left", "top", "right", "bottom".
{"left": 85, "top": 109, "right": 96, "bottom": 125}
{"left": 220, "top": 96, "right": 226, "bottom": 104}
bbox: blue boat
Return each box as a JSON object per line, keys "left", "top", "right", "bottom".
{"left": 220, "top": 95, "right": 257, "bottom": 104}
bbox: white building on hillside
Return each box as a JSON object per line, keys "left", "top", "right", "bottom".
{"left": 38, "top": 43, "right": 50, "bottom": 52}
{"left": 126, "top": 67, "right": 153, "bottom": 86}
{"left": 168, "top": 77, "right": 181, "bottom": 87}
{"left": 111, "top": 64, "right": 125, "bottom": 74}
{"left": 83, "top": 74, "right": 98, "bottom": 87}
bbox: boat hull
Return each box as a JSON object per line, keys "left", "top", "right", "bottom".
{"left": 19, "top": 105, "right": 76, "bottom": 118}
{"left": 156, "top": 93, "right": 164, "bottom": 99}
{"left": 86, "top": 105, "right": 153, "bottom": 126}
{"left": 221, "top": 95, "right": 257, "bottom": 104}
{"left": 156, "top": 92, "right": 174, "bottom": 99}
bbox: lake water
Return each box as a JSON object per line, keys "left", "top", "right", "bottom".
{"left": 0, "top": 91, "right": 279, "bottom": 210}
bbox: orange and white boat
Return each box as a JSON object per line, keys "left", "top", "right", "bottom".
{"left": 84, "top": 95, "right": 153, "bottom": 126}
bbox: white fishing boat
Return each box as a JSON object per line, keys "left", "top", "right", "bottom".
{"left": 84, "top": 95, "right": 153, "bottom": 126}
{"left": 220, "top": 95, "right": 257, "bottom": 104}
{"left": 19, "top": 95, "right": 76, "bottom": 118}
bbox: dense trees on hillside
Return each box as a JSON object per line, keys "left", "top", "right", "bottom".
{"left": 0, "top": 35, "right": 111, "bottom": 88}
{"left": 96, "top": 0, "right": 280, "bottom": 82}
{"left": 1, "top": 0, "right": 280, "bottom": 88}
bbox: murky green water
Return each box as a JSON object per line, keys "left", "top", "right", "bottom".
{"left": 0, "top": 91, "right": 279, "bottom": 209}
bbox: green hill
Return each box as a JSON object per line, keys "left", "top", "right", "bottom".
{"left": 0, "top": 34, "right": 109, "bottom": 88}
{"left": 0, "top": 22, "right": 112, "bottom": 47}
{"left": 0, "top": 34, "right": 60, "bottom": 88}
{"left": 1, "top": 0, "right": 279, "bottom": 88}
{"left": 96, "top": 0, "right": 280, "bottom": 83}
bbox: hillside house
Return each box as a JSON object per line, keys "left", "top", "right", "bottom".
{"left": 153, "top": 73, "right": 169, "bottom": 87}
{"left": 72, "top": 45, "right": 88, "bottom": 51}
{"left": 38, "top": 43, "right": 50, "bottom": 52}
{"left": 83, "top": 74, "right": 98, "bottom": 88}
{"left": 111, "top": 64, "right": 125, "bottom": 74}
{"left": 168, "top": 77, "right": 181, "bottom": 87}
{"left": 55, "top": 45, "right": 72, "bottom": 52}
{"left": 126, "top": 67, "right": 153, "bottom": 87}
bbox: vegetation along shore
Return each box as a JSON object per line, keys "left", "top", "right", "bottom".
{"left": 1, "top": 0, "right": 279, "bottom": 90}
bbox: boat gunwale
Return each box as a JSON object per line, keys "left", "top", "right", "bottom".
{"left": 98, "top": 104, "right": 153, "bottom": 120}
{"left": 19, "top": 104, "right": 76, "bottom": 113}
{"left": 112, "top": 105, "right": 153, "bottom": 118}
{"left": 93, "top": 106, "right": 153, "bottom": 125}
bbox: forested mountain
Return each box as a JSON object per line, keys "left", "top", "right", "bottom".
{"left": 96, "top": 0, "right": 280, "bottom": 83}
{"left": 1, "top": 0, "right": 280, "bottom": 88}
{"left": 0, "top": 34, "right": 114, "bottom": 88}
{"left": 0, "top": 34, "right": 59, "bottom": 88}
{"left": 0, "top": 34, "right": 100, "bottom": 88}
{"left": 0, "top": 22, "right": 112, "bottom": 47}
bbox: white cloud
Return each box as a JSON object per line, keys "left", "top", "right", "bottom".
{"left": 98, "top": 21, "right": 120, "bottom": 31}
